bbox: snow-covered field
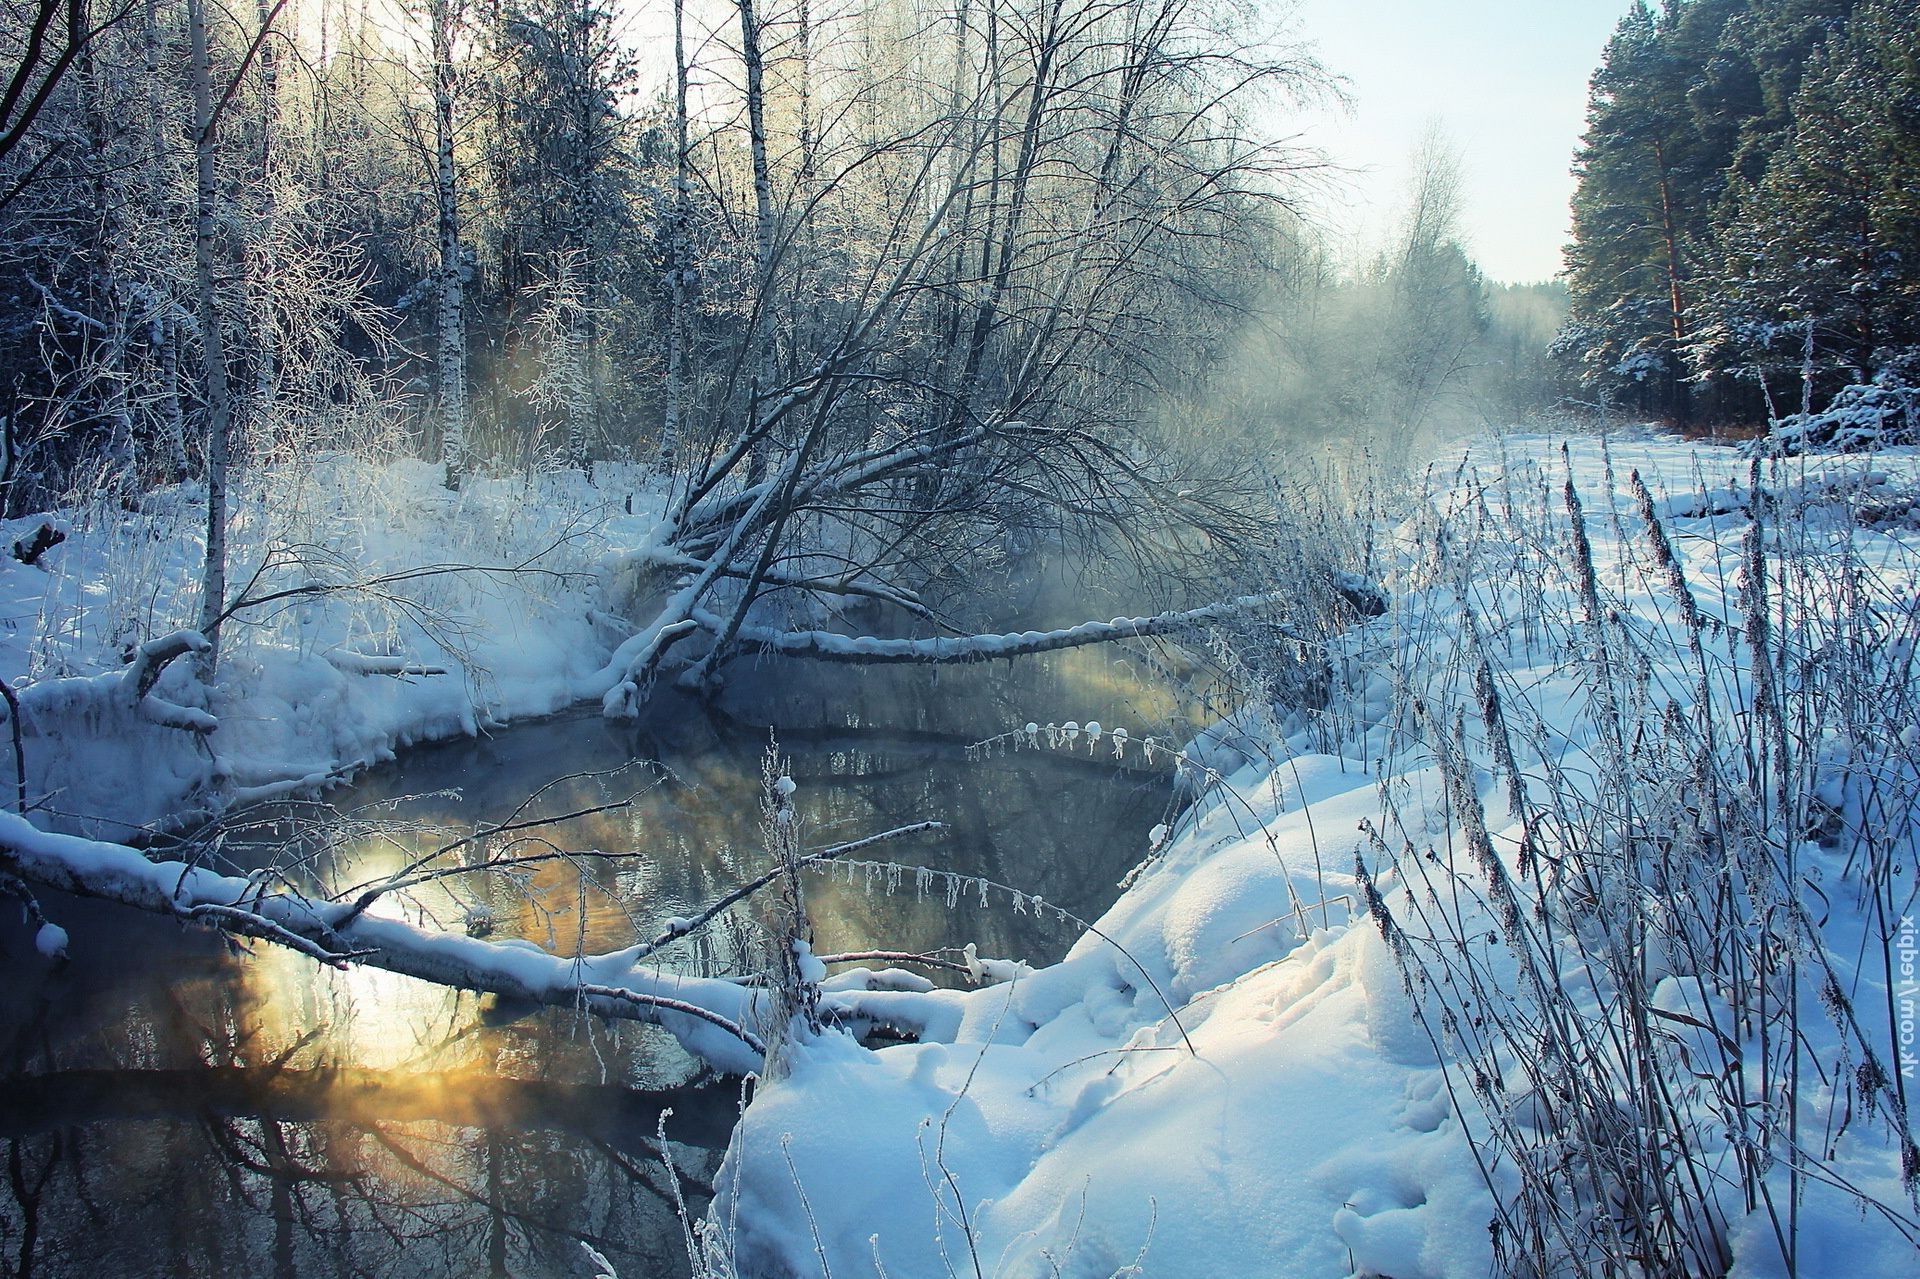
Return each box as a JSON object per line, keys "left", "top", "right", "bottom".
{"left": 5, "top": 432, "right": 1919, "bottom": 1276}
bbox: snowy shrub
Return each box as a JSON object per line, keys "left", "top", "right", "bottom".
{"left": 1355, "top": 442, "right": 1920, "bottom": 1277}
{"left": 1755, "top": 372, "right": 1920, "bottom": 456}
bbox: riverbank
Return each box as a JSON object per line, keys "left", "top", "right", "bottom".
{"left": 5, "top": 432, "right": 1918, "bottom": 1277}
{"left": 0, "top": 456, "right": 671, "bottom": 837}
{"left": 716, "top": 432, "right": 1920, "bottom": 1278}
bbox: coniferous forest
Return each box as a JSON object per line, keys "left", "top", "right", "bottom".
{"left": 1557, "top": 0, "right": 1918, "bottom": 430}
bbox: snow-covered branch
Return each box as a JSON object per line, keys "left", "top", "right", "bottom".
{"left": 0, "top": 810, "right": 769, "bottom": 1075}
{"left": 694, "top": 593, "right": 1308, "bottom": 666}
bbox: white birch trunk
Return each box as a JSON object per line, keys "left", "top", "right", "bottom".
{"left": 659, "top": 0, "right": 690, "bottom": 477}
{"left": 431, "top": 0, "right": 468, "bottom": 490}
{"left": 249, "top": 0, "right": 281, "bottom": 453}
{"left": 735, "top": 0, "right": 774, "bottom": 488}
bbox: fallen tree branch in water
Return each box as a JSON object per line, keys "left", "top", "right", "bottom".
{"left": 691, "top": 593, "right": 1313, "bottom": 667}
{"left": 0, "top": 809, "right": 769, "bottom": 1074}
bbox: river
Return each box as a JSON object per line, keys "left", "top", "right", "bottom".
{"left": 0, "top": 644, "right": 1215, "bottom": 1278}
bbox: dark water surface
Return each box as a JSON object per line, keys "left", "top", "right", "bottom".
{"left": 0, "top": 647, "right": 1201, "bottom": 1278}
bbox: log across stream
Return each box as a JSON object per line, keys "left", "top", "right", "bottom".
{"left": 0, "top": 643, "right": 1213, "bottom": 1278}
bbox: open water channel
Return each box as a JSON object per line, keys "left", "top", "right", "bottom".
{"left": 0, "top": 645, "right": 1218, "bottom": 1277}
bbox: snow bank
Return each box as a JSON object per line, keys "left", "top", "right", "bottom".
{"left": 707, "top": 433, "right": 1920, "bottom": 1278}
{"left": 0, "top": 457, "right": 669, "bottom": 835}
{"left": 1757, "top": 374, "right": 1920, "bottom": 456}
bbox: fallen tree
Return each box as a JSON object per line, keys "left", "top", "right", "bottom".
{"left": 0, "top": 805, "right": 963, "bottom": 1077}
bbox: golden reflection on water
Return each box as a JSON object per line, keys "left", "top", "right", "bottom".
{"left": 1, "top": 642, "right": 1223, "bottom": 1275}
{"left": 223, "top": 641, "right": 1214, "bottom": 1102}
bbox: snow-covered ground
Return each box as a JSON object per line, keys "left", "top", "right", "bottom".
{"left": 0, "top": 456, "right": 672, "bottom": 836}
{"left": 706, "top": 432, "right": 1920, "bottom": 1277}
{"left": 5, "top": 433, "right": 1919, "bottom": 1276}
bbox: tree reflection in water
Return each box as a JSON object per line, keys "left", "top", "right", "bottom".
{"left": 1, "top": 893, "right": 730, "bottom": 1278}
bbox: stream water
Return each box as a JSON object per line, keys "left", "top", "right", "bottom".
{"left": 0, "top": 646, "right": 1212, "bottom": 1278}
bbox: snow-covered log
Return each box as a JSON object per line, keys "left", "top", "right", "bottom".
{"left": 120, "top": 629, "right": 217, "bottom": 732}
{"left": 0, "top": 810, "right": 769, "bottom": 1075}
{"left": 6, "top": 629, "right": 218, "bottom": 739}
{"left": 323, "top": 649, "right": 448, "bottom": 678}
{"left": 694, "top": 593, "right": 1309, "bottom": 666}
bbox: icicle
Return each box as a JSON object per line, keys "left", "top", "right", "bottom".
{"left": 1024, "top": 721, "right": 1040, "bottom": 748}
{"left": 1111, "top": 726, "right": 1128, "bottom": 758}
{"left": 977, "top": 876, "right": 990, "bottom": 907}
{"left": 915, "top": 865, "right": 932, "bottom": 899}
{"left": 1084, "top": 721, "right": 1101, "bottom": 752}
{"left": 1013, "top": 891, "right": 1029, "bottom": 915}
{"left": 1063, "top": 721, "right": 1081, "bottom": 747}
{"left": 1046, "top": 722, "right": 1062, "bottom": 749}
{"left": 945, "top": 873, "right": 961, "bottom": 909}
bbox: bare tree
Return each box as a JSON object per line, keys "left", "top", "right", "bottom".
{"left": 1375, "top": 128, "right": 1485, "bottom": 451}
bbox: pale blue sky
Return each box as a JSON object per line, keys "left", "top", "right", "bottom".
{"left": 1288, "top": 0, "right": 1637, "bottom": 283}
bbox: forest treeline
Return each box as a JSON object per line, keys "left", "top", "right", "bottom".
{"left": 8, "top": 0, "right": 1912, "bottom": 544}
{"left": 0, "top": 0, "right": 1583, "bottom": 544}
{"left": 0, "top": 0, "right": 1338, "bottom": 524}
{"left": 1557, "top": 0, "right": 1919, "bottom": 427}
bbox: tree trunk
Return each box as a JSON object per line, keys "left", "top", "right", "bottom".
{"left": 432, "top": 0, "right": 468, "bottom": 490}
{"left": 249, "top": 0, "right": 281, "bottom": 454}
{"left": 1651, "top": 137, "right": 1691, "bottom": 425}
{"left": 189, "top": 0, "right": 232, "bottom": 675}
{"left": 735, "top": 0, "right": 774, "bottom": 488}
{"left": 660, "top": 0, "right": 690, "bottom": 477}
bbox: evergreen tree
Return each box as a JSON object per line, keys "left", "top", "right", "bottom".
{"left": 479, "top": 0, "right": 641, "bottom": 468}
{"left": 1560, "top": 1, "right": 1711, "bottom": 420}
{"left": 1556, "top": 0, "right": 1885, "bottom": 422}
{"left": 1696, "top": 0, "right": 1920, "bottom": 398}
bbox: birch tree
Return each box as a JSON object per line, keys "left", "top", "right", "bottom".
{"left": 429, "top": 0, "right": 467, "bottom": 489}
{"left": 188, "top": 0, "right": 232, "bottom": 670}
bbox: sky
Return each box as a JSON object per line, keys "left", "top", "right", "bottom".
{"left": 1286, "top": 0, "right": 1637, "bottom": 284}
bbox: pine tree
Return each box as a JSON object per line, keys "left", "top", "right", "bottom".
{"left": 1698, "top": 0, "right": 1920, "bottom": 396}
{"left": 481, "top": 0, "right": 639, "bottom": 469}
{"left": 1561, "top": 1, "right": 1711, "bottom": 420}
{"left": 1557, "top": 0, "right": 1857, "bottom": 421}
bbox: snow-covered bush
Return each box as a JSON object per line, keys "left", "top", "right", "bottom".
{"left": 1355, "top": 441, "right": 1920, "bottom": 1277}
{"left": 1755, "top": 371, "right": 1920, "bottom": 455}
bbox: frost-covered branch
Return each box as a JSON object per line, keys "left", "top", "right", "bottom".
{"left": 693, "top": 594, "right": 1307, "bottom": 666}
{"left": 0, "top": 810, "right": 769, "bottom": 1075}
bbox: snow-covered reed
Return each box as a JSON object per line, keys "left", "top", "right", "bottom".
{"left": 1347, "top": 438, "right": 1920, "bottom": 1276}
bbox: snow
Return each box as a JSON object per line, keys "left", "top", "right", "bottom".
{"left": 0, "top": 457, "right": 667, "bottom": 836}
{"left": 5, "top": 433, "right": 1920, "bottom": 1276}
{"left": 32, "top": 920, "right": 67, "bottom": 958}
{"left": 701, "top": 431, "right": 1920, "bottom": 1278}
